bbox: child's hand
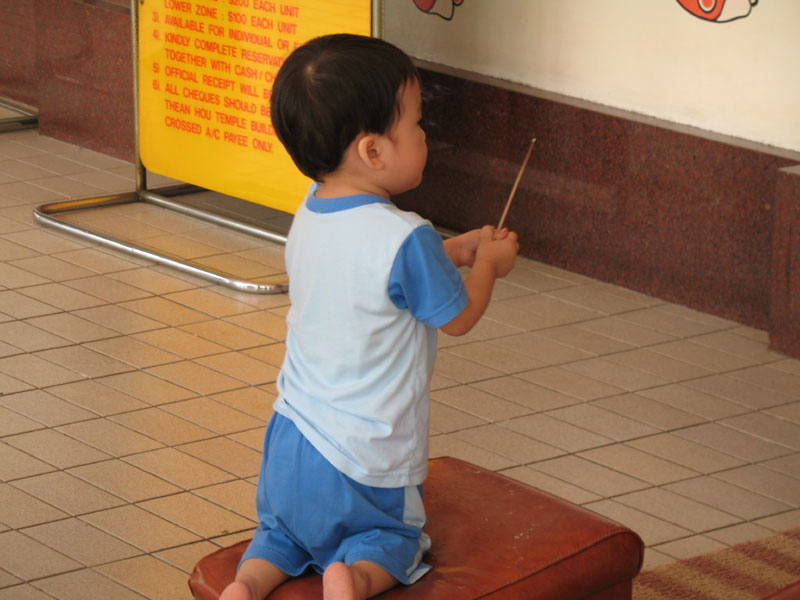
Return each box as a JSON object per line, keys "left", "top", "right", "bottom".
{"left": 475, "top": 225, "right": 519, "bottom": 278}
{"left": 443, "top": 228, "right": 481, "bottom": 268}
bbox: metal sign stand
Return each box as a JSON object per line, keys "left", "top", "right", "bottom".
{"left": 36, "top": 0, "right": 379, "bottom": 294}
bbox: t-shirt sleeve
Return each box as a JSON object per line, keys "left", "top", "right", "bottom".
{"left": 388, "top": 225, "right": 468, "bottom": 328}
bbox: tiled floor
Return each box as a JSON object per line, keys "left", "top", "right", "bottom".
{"left": 0, "top": 127, "right": 799, "bottom": 600}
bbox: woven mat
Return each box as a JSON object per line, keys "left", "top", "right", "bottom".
{"left": 633, "top": 528, "right": 800, "bottom": 600}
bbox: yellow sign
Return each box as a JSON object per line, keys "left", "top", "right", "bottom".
{"left": 138, "top": 0, "right": 371, "bottom": 213}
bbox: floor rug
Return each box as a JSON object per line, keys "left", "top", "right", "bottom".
{"left": 633, "top": 527, "right": 800, "bottom": 600}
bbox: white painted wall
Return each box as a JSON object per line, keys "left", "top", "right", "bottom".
{"left": 381, "top": 0, "right": 800, "bottom": 154}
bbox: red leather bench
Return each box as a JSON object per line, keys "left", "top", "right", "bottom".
{"left": 189, "top": 457, "right": 644, "bottom": 599}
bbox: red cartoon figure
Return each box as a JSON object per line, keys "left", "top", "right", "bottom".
{"left": 676, "top": 0, "right": 758, "bottom": 22}
{"left": 413, "top": 0, "right": 463, "bottom": 20}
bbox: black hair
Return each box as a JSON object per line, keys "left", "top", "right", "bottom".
{"left": 270, "top": 34, "right": 418, "bottom": 181}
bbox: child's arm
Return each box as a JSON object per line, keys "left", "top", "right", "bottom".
{"left": 440, "top": 225, "right": 519, "bottom": 337}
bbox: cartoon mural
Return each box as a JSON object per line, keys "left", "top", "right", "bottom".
{"left": 676, "top": 0, "right": 758, "bottom": 22}
{"left": 413, "top": 0, "right": 463, "bottom": 21}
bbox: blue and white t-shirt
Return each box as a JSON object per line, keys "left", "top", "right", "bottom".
{"left": 273, "top": 185, "right": 467, "bottom": 488}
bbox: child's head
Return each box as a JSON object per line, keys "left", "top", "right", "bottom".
{"left": 271, "top": 34, "right": 419, "bottom": 182}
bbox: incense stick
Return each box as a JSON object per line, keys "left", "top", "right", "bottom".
{"left": 497, "top": 137, "right": 535, "bottom": 230}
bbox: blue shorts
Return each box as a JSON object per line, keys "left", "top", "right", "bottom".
{"left": 240, "top": 413, "right": 431, "bottom": 585}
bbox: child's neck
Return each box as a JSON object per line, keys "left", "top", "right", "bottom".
{"left": 314, "top": 178, "right": 389, "bottom": 200}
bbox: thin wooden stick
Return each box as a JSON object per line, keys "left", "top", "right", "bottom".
{"left": 497, "top": 137, "right": 536, "bottom": 230}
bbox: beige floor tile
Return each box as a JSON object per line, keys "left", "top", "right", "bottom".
{"left": 120, "top": 296, "right": 210, "bottom": 326}
{"left": 12, "top": 471, "right": 125, "bottom": 515}
{"left": 124, "top": 447, "right": 233, "bottom": 490}
{"left": 637, "top": 384, "right": 749, "bottom": 420}
{"left": 579, "top": 444, "right": 698, "bottom": 485}
{"left": 641, "top": 547, "right": 679, "bottom": 569}
{"left": 443, "top": 341, "right": 545, "bottom": 374}
{"left": 36, "top": 345, "right": 133, "bottom": 378}
{"left": 686, "top": 374, "right": 797, "bottom": 410}
{"left": 429, "top": 434, "right": 517, "bottom": 471}
{"left": 140, "top": 492, "right": 254, "bottom": 538}
{"left": 548, "top": 403, "right": 659, "bottom": 441}
{"left": 501, "top": 465, "right": 602, "bottom": 504}
{"left": 0, "top": 389, "right": 94, "bottom": 426}
{"left": 225, "top": 311, "right": 287, "bottom": 341}
{"left": 543, "top": 284, "right": 649, "bottom": 315}
{"left": 5, "top": 429, "right": 110, "bottom": 468}
{"left": 488, "top": 331, "right": 594, "bottom": 365}
{"left": 0, "top": 484, "right": 67, "bottom": 529}
{"left": 0, "top": 442, "right": 54, "bottom": 481}
{"left": 653, "top": 534, "right": 727, "bottom": 560}
{"left": 618, "top": 306, "right": 728, "bottom": 338}
{"left": 0, "top": 263, "right": 43, "bottom": 293}
{"left": 155, "top": 541, "right": 220, "bottom": 574}
{"left": 8, "top": 255, "right": 95, "bottom": 282}
{"left": 650, "top": 339, "right": 757, "bottom": 373}
{"left": 0, "top": 290, "right": 58, "bottom": 319}
{"left": 470, "top": 376, "right": 581, "bottom": 413}
{"left": 32, "top": 568, "right": 148, "bottom": 600}
{"left": 111, "top": 407, "right": 215, "bottom": 446}
{"left": 195, "top": 254, "right": 274, "bottom": 281}
{"left": 755, "top": 509, "right": 800, "bottom": 532}
{"left": 68, "top": 459, "right": 181, "bottom": 503}
{"left": 22, "top": 518, "right": 141, "bottom": 566}
{"left": 0, "top": 570, "right": 21, "bottom": 590}
{"left": 666, "top": 476, "right": 791, "bottom": 520}
{"left": 180, "top": 319, "right": 275, "bottom": 350}
{"left": 453, "top": 424, "right": 564, "bottom": 464}
{"left": 433, "top": 351, "right": 505, "bottom": 384}
{"left": 165, "top": 288, "right": 257, "bottom": 318}
{"left": 0, "top": 321, "right": 70, "bottom": 352}
{"left": 583, "top": 499, "right": 692, "bottom": 546}
{"left": 85, "top": 336, "right": 181, "bottom": 369}
{"left": 429, "top": 400, "right": 486, "bottom": 433}
{"left": 503, "top": 413, "right": 612, "bottom": 452}
{"left": 109, "top": 266, "right": 198, "bottom": 295}
{"left": 194, "top": 480, "right": 258, "bottom": 520}
{"left": 194, "top": 352, "right": 280, "bottom": 386}
{"left": 714, "top": 465, "right": 800, "bottom": 507}
{"left": 4, "top": 229, "right": 86, "bottom": 255}
{"left": 96, "top": 553, "right": 195, "bottom": 600}
{"left": 73, "top": 304, "right": 164, "bottom": 334}
{"left": 47, "top": 380, "right": 147, "bottom": 416}
{"left": 721, "top": 412, "right": 800, "bottom": 450}
{"left": 133, "top": 327, "right": 229, "bottom": 359}
{"left": 767, "top": 402, "right": 800, "bottom": 425}
{"left": 81, "top": 505, "right": 201, "bottom": 552}
{"left": 615, "top": 487, "right": 740, "bottom": 532}
{"left": 627, "top": 433, "right": 747, "bottom": 474}
{"left": 762, "top": 453, "right": 800, "bottom": 479}
{"left": 729, "top": 364, "right": 800, "bottom": 398}
{"left": 227, "top": 427, "right": 267, "bottom": 451}
{"left": 97, "top": 371, "right": 196, "bottom": 405}
{"left": 178, "top": 437, "right": 262, "bottom": 479}
{"left": 209, "top": 387, "right": 275, "bottom": 419}
{"left": 530, "top": 455, "right": 649, "bottom": 498}
{"left": 432, "top": 385, "right": 531, "bottom": 422}
{"left": 242, "top": 342, "right": 286, "bottom": 368}
{"left": 705, "top": 522, "right": 774, "bottom": 546}
{"left": 20, "top": 282, "right": 106, "bottom": 311}
{"left": 676, "top": 423, "right": 792, "bottom": 462}
{"left": 605, "top": 349, "right": 711, "bottom": 384}
{"left": 0, "top": 406, "right": 40, "bottom": 436}
{"left": 534, "top": 325, "right": 635, "bottom": 356}
{"left": 163, "top": 397, "right": 264, "bottom": 435}
{"left": 690, "top": 330, "right": 783, "bottom": 365}
{"left": 146, "top": 361, "right": 245, "bottom": 395}
{"left": 139, "top": 234, "right": 221, "bottom": 259}
{"left": 517, "top": 366, "right": 623, "bottom": 400}
{"left": 55, "top": 247, "right": 142, "bottom": 274}
{"left": 24, "top": 312, "right": 117, "bottom": 343}
{"left": 593, "top": 393, "right": 706, "bottom": 430}
{"left": 0, "top": 531, "right": 81, "bottom": 581}
{"left": 57, "top": 418, "right": 163, "bottom": 457}
{"left": 63, "top": 275, "right": 152, "bottom": 304}
{"left": 0, "top": 353, "right": 84, "bottom": 387}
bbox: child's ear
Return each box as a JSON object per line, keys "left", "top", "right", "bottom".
{"left": 356, "top": 134, "right": 385, "bottom": 170}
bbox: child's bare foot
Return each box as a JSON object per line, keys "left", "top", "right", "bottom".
{"left": 219, "top": 580, "right": 253, "bottom": 600}
{"left": 323, "top": 562, "right": 357, "bottom": 600}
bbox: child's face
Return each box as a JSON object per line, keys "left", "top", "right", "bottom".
{"left": 382, "top": 78, "right": 427, "bottom": 194}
